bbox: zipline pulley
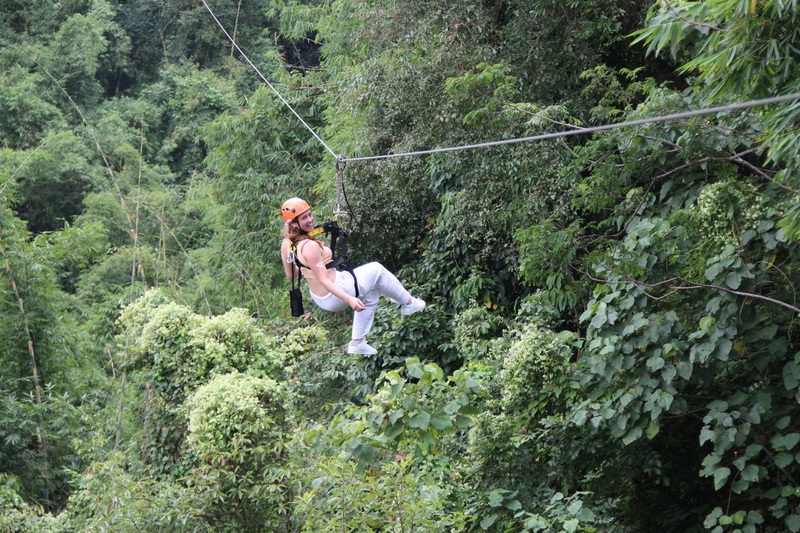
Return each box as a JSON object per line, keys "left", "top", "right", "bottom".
{"left": 333, "top": 155, "right": 347, "bottom": 221}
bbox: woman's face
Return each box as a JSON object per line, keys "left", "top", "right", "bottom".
{"left": 293, "top": 209, "right": 314, "bottom": 232}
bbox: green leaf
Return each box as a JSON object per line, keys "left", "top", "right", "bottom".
{"left": 480, "top": 514, "right": 498, "bottom": 529}
{"left": 725, "top": 272, "right": 743, "bottom": 290}
{"left": 692, "top": 342, "right": 716, "bottom": 363}
{"left": 407, "top": 362, "right": 425, "bottom": 379}
{"left": 444, "top": 401, "right": 461, "bottom": 414}
{"left": 408, "top": 410, "right": 431, "bottom": 430}
{"left": 423, "top": 363, "right": 444, "bottom": 379}
{"left": 781, "top": 485, "right": 798, "bottom": 497}
{"left": 773, "top": 433, "right": 800, "bottom": 451}
{"left": 699, "top": 316, "right": 716, "bottom": 333}
{"left": 646, "top": 420, "right": 660, "bottom": 439}
{"left": 459, "top": 405, "right": 480, "bottom": 415}
{"left": 714, "top": 340, "right": 732, "bottom": 361}
{"left": 623, "top": 426, "right": 642, "bottom": 445}
{"left": 647, "top": 355, "right": 665, "bottom": 371}
{"left": 713, "top": 467, "right": 731, "bottom": 490}
{"left": 388, "top": 409, "right": 405, "bottom": 425}
{"left": 661, "top": 364, "right": 677, "bottom": 384}
{"left": 351, "top": 441, "right": 376, "bottom": 463}
{"left": 524, "top": 515, "right": 550, "bottom": 529}
{"left": 591, "top": 309, "right": 607, "bottom": 329}
{"left": 506, "top": 499, "right": 522, "bottom": 511}
{"left": 385, "top": 423, "right": 404, "bottom": 440}
{"left": 775, "top": 452, "right": 793, "bottom": 468}
{"left": 429, "top": 411, "right": 453, "bottom": 430}
{"left": 454, "top": 414, "right": 473, "bottom": 428}
{"left": 488, "top": 489, "right": 505, "bottom": 507}
{"left": 745, "top": 444, "right": 763, "bottom": 459}
{"left": 390, "top": 382, "right": 404, "bottom": 398}
{"left": 705, "top": 262, "right": 725, "bottom": 281}
{"left": 784, "top": 362, "right": 800, "bottom": 390}
{"left": 741, "top": 464, "right": 760, "bottom": 482}
{"left": 677, "top": 361, "right": 693, "bottom": 379}
{"left": 567, "top": 499, "right": 583, "bottom": 515}
{"left": 704, "top": 508, "right": 723, "bottom": 528}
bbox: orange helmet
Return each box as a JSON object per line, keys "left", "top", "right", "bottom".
{"left": 281, "top": 197, "right": 311, "bottom": 223}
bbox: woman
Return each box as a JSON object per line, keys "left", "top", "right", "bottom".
{"left": 280, "top": 197, "right": 425, "bottom": 355}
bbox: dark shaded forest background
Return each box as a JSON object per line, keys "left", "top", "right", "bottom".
{"left": 2, "top": 0, "right": 800, "bottom": 531}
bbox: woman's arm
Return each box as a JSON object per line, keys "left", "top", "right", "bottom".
{"left": 301, "top": 242, "right": 366, "bottom": 311}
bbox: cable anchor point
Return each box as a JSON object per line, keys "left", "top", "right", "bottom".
{"left": 335, "top": 154, "right": 346, "bottom": 173}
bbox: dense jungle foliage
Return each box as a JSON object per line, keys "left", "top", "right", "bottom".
{"left": 2, "top": 0, "right": 800, "bottom": 531}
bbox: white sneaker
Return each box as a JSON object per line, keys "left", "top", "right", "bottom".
{"left": 401, "top": 297, "right": 426, "bottom": 316}
{"left": 347, "top": 341, "right": 377, "bottom": 355}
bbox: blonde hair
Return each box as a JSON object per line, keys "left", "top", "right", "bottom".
{"left": 281, "top": 221, "right": 312, "bottom": 244}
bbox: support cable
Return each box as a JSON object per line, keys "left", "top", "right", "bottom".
{"left": 339, "top": 92, "right": 800, "bottom": 163}
{"left": 198, "top": 5, "right": 800, "bottom": 201}
{"left": 199, "top": 0, "right": 338, "bottom": 159}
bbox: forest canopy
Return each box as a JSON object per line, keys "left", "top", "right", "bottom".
{"left": 2, "top": 0, "right": 800, "bottom": 531}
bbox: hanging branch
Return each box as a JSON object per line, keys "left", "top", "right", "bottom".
{"left": 34, "top": 60, "right": 138, "bottom": 238}
{"left": 660, "top": 0, "right": 727, "bottom": 33}
{"left": 0, "top": 240, "right": 51, "bottom": 506}
{"left": 33, "top": 57, "right": 149, "bottom": 451}
{"left": 231, "top": 0, "right": 243, "bottom": 58}
{"left": 139, "top": 202, "right": 213, "bottom": 315}
{"left": 576, "top": 265, "right": 800, "bottom": 314}
{"left": 637, "top": 276, "right": 800, "bottom": 314}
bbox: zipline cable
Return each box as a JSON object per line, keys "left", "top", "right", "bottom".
{"left": 199, "top": 5, "right": 800, "bottom": 171}
{"left": 339, "top": 92, "right": 800, "bottom": 162}
{"left": 199, "top": 0, "right": 338, "bottom": 159}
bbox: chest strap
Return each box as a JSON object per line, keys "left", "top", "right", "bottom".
{"left": 291, "top": 222, "right": 359, "bottom": 298}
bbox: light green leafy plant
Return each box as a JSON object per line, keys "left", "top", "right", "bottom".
{"left": 185, "top": 371, "right": 286, "bottom": 462}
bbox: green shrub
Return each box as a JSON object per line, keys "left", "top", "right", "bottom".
{"left": 185, "top": 371, "right": 287, "bottom": 464}
{"left": 185, "top": 372, "right": 291, "bottom": 530}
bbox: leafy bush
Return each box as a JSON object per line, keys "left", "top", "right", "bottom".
{"left": 453, "top": 304, "right": 512, "bottom": 362}
{"left": 120, "top": 291, "right": 285, "bottom": 396}
{"left": 369, "top": 296, "right": 457, "bottom": 373}
{"left": 281, "top": 323, "right": 381, "bottom": 411}
{"left": 185, "top": 371, "right": 287, "bottom": 464}
{"left": 293, "top": 455, "right": 468, "bottom": 532}
{"left": 499, "top": 325, "right": 576, "bottom": 414}
{"left": 289, "top": 357, "right": 480, "bottom": 531}
{"left": 63, "top": 452, "right": 215, "bottom": 532}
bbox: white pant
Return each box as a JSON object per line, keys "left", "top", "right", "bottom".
{"left": 310, "top": 262, "right": 411, "bottom": 340}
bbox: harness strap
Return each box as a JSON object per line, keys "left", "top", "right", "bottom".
{"left": 291, "top": 223, "right": 359, "bottom": 298}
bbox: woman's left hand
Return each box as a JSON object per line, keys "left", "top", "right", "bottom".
{"left": 349, "top": 296, "right": 366, "bottom": 311}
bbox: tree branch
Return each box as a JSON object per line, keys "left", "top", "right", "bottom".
{"left": 671, "top": 277, "right": 800, "bottom": 314}
{"left": 662, "top": 0, "right": 727, "bottom": 32}
{"left": 574, "top": 264, "right": 800, "bottom": 314}
{"left": 731, "top": 155, "right": 799, "bottom": 194}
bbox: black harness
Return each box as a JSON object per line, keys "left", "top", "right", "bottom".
{"left": 290, "top": 221, "right": 359, "bottom": 301}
